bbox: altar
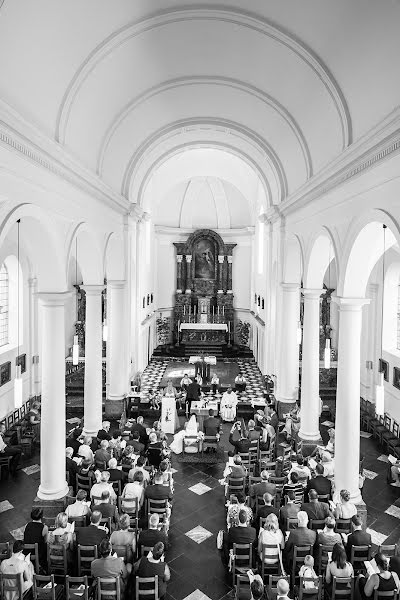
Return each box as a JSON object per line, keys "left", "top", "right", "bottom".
{"left": 179, "top": 322, "right": 228, "bottom": 344}
{"left": 191, "top": 400, "right": 219, "bottom": 430}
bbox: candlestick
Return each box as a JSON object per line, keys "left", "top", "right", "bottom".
{"left": 222, "top": 306, "right": 225, "bottom": 315}
{"left": 183, "top": 305, "right": 186, "bottom": 315}
{"left": 217, "top": 306, "right": 220, "bottom": 315}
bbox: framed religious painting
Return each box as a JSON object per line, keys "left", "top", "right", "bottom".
{"left": 379, "top": 358, "right": 389, "bottom": 382}
{"left": 393, "top": 367, "right": 400, "bottom": 390}
{"left": 0, "top": 361, "right": 11, "bottom": 386}
{"left": 16, "top": 353, "right": 26, "bottom": 374}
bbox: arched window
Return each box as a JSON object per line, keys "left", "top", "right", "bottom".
{"left": 0, "top": 263, "right": 9, "bottom": 347}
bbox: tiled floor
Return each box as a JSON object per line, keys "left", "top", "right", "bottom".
{"left": 1, "top": 415, "right": 400, "bottom": 599}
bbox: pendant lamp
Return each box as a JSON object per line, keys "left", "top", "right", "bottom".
{"left": 14, "top": 219, "right": 22, "bottom": 408}
{"left": 72, "top": 238, "right": 80, "bottom": 365}
{"left": 375, "top": 224, "right": 387, "bottom": 415}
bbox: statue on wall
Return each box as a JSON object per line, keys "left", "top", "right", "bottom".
{"left": 194, "top": 239, "right": 215, "bottom": 279}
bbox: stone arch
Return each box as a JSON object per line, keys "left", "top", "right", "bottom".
{"left": 65, "top": 223, "right": 104, "bottom": 286}
{"left": 303, "top": 227, "right": 340, "bottom": 290}
{"left": 283, "top": 234, "right": 303, "bottom": 284}
{"left": 104, "top": 232, "right": 125, "bottom": 281}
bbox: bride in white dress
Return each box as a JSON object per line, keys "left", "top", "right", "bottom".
{"left": 169, "top": 414, "right": 200, "bottom": 454}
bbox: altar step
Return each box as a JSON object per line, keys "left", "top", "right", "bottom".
{"left": 183, "top": 344, "right": 223, "bottom": 358}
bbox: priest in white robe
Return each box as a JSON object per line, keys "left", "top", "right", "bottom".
{"left": 220, "top": 386, "right": 238, "bottom": 422}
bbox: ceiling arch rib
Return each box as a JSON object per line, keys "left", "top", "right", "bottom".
{"left": 56, "top": 6, "right": 351, "bottom": 151}
{"left": 122, "top": 118, "right": 285, "bottom": 207}
{"left": 207, "top": 177, "right": 231, "bottom": 229}
{"left": 97, "top": 76, "right": 313, "bottom": 180}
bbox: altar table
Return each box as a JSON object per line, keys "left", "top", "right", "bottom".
{"left": 179, "top": 322, "right": 228, "bottom": 344}
{"left": 191, "top": 400, "right": 219, "bottom": 431}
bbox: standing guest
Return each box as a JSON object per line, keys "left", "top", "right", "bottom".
{"left": 317, "top": 516, "right": 343, "bottom": 549}
{"left": 258, "top": 513, "right": 284, "bottom": 565}
{"left": 66, "top": 447, "right": 79, "bottom": 492}
{"left": 334, "top": 489, "right": 357, "bottom": 519}
{"left": 110, "top": 513, "right": 136, "bottom": 563}
{"left": 24, "top": 507, "right": 48, "bottom": 570}
{"left": 0, "top": 540, "right": 34, "bottom": 598}
{"left": 97, "top": 421, "right": 111, "bottom": 442}
{"left": 121, "top": 471, "right": 145, "bottom": 509}
{"left": 138, "top": 513, "right": 168, "bottom": 555}
{"left": 91, "top": 538, "right": 129, "bottom": 594}
{"left": 0, "top": 423, "right": 22, "bottom": 475}
{"left": 186, "top": 378, "right": 201, "bottom": 416}
{"left": 135, "top": 542, "right": 170, "bottom": 600}
{"left": 131, "top": 416, "right": 148, "bottom": 445}
{"left": 346, "top": 515, "right": 371, "bottom": 561}
{"left": 306, "top": 463, "right": 332, "bottom": 500}
{"left": 65, "top": 489, "right": 91, "bottom": 520}
{"left": 180, "top": 373, "right": 192, "bottom": 392}
{"left": 94, "top": 440, "right": 111, "bottom": 467}
{"left": 107, "top": 457, "right": 127, "bottom": 484}
{"left": 301, "top": 489, "right": 331, "bottom": 521}
{"left": 220, "top": 386, "right": 238, "bottom": 422}
{"left": 211, "top": 373, "right": 220, "bottom": 394}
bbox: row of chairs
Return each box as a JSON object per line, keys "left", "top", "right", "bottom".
{"left": 361, "top": 400, "right": 400, "bottom": 456}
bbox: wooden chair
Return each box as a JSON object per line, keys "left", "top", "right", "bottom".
{"left": 350, "top": 545, "right": 372, "bottom": 573}
{"left": 0, "top": 541, "right": 11, "bottom": 563}
{"left": 232, "top": 543, "right": 253, "bottom": 584}
{"left": 94, "top": 460, "right": 107, "bottom": 471}
{"left": 387, "top": 424, "right": 400, "bottom": 455}
{"left": 331, "top": 576, "right": 354, "bottom": 600}
{"left": 292, "top": 545, "right": 312, "bottom": 587}
{"left": 24, "top": 542, "right": 40, "bottom": 574}
{"left": 260, "top": 544, "right": 281, "bottom": 582}
{"left": 90, "top": 494, "right": 103, "bottom": 507}
{"left": 378, "top": 544, "right": 398, "bottom": 557}
{"left": 65, "top": 575, "right": 90, "bottom": 600}
{"left": 47, "top": 543, "right": 68, "bottom": 577}
{"left": 111, "top": 480, "right": 122, "bottom": 497}
{"left": 374, "top": 591, "right": 398, "bottom": 600}
{"left": 317, "top": 544, "right": 333, "bottom": 575}
{"left": 380, "top": 415, "right": 394, "bottom": 447}
{"left": 76, "top": 473, "right": 92, "bottom": 494}
{"left": 183, "top": 435, "right": 200, "bottom": 454}
{"left": 146, "top": 498, "right": 169, "bottom": 527}
{"left": 0, "top": 455, "right": 12, "bottom": 479}
{"left": 135, "top": 575, "right": 158, "bottom": 600}
{"left": 317, "top": 494, "right": 330, "bottom": 503}
{"left": 119, "top": 497, "right": 139, "bottom": 529}
{"left": 285, "top": 517, "right": 299, "bottom": 531}
{"left": 77, "top": 544, "right": 98, "bottom": 577}
{"left": 68, "top": 516, "right": 88, "bottom": 528}
{"left": 15, "top": 425, "right": 35, "bottom": 458}
{"left": 262, "top": 462, "right": 277, "bottom": 473}
{"left": 335, "top": 519, "right": 352, "bottom": 535}
{"left": 140, "top": 545, "right": 153, "bottom": 557}
{"left": 99, "top": 517, "right": 112, "bottom": 533}
{"left": 298, "top": 576, "right": 323, "bottom": 600}
{"left": 111, "top": 544, "right": 130, "bottom": 563}
{"left": 97, "top": 577, "right": 121, "bottom": 600}
{"left": 235, "top": 574, "right": 252, "bottom": 600}
{"left": 267, "top": 575, "right": 290, "bottom": 600}
{"left": 227, "top": 477, "right": 246, "bottom": 498}
{"left": 309, "top": 519, "right": 326, "bottom": 531}
{"left": 201, "top": 435, "right": 219, "bottom": 456}
{"left": 239, "top": 453, "right": 251, "bottom": 473}
{"left": 0, "top": 572, "right": 24, "bottom": 600}
{"left": 33, "top": 574, "right": 64, "bottom": 600}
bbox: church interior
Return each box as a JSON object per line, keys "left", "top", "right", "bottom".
{"left": 1, "top": 1, "right": 400, "bottom": 598}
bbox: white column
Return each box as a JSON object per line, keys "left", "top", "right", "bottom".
{"left": 278, "top": 283, "right": 300, "bottom": 403}
{"left": 28, "top": 277, "right": 40, "bottom": 398}
{"left": 334, "top": 297, "right": 369, "bottom": 504}
{"left": 81, "top": 285, "right": 104, "bottom": 437}
{"left": 108, "top": 280, "right": 127, "bottom": 401}
{"left": 217, "top": 255, "right": 224, "bottom": 294}
{"left": 37, "top": 292, "right": 69, "bottom": 500}
{"left": 300, "top": 289, "right": 323, "bottom": 441}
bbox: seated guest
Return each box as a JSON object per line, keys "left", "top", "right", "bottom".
{"left": 223, "top": 455, "right": 247, "bottom": 482}
{"left": 277, "top": 579, "right": 290, "bottom": 600}
{"left": 325, "top": 543, "right": 354, "bottom": 597}
{"left": 78, "top": 459, "right": 97, "bottom": 486}
{"left": 138, "top": 513, "right": 168, "bottom": 555}
{"left": 222, "top": 508, "right": 256, "bottom": 566}
{"left": 203, "top": 409, "right": 221, "bottom": 437}
{"left": 0, "top": 540, "right": 34, "bottom": 597}
{"left": 146, "top": 432, "right": 164, "bottom": 469}
{"left": 66, "top": 489, "right": 91, "bottom": 520}
{"left": 108, "top": 430, "right": 123, "bottom": 459}
{"left": 346, "top": 515, "right": 371, "bottom": 561}
{"left": 107, "top": 457, "right": 127, "bottom": 484}
{"left": 96, "top": 490, "right": 119, "bottom": 528}
{"left": 258, "top": 419, "right": 276, "bottom": 451}
{"left": 283, "top": 472, "right": 304, "bottom": 498}
{"left": 121, "top": 446, "right": 136, "bottom": 471}
{"left": 127, "top": 430, "right": 145, "bottom": 454}
{"left": 94, "top": 439, "right": 111, "bottom": 467}
{"left": 48, "top": 512, "right": 74, "bottom": 567}
{"left": 360, "top": 552, "right": 400, "bottom": 599}
{"left": 90, "top": 471, "right": 117, "bottom": 505}
{"left": 247, "top": 419, "right": 261, "bottom": 442}
{"left": 75, "top": 510, "right": 108, "bottom": 547}
{"left": 258, "top": 513, "right": 284, "bottom": 565}
{"left": 288, "top": 455, "right": 311, "bottom": 486}
{"left": 250, "top": 470, "right": 276, "bottom": 507}
{"left": 306, "top": 463, "right": 332, "bottom": 500}
{"left": 91, "top": 538, "right": 129, "bottom": 594}
{"left": 66, "top": 446, "right": 80, "bottom": 492}
{"left": 235, "top": 374, "right": 247, "bottom": 393}
{"left": 298, "top": 555, "right": 319, "bottom": 593}
{"left": 279, "top": 490, "right": 301, "bottom": 530}
{"left": 24, "top": 507, "right": 48, "bottom": 570}
{"left": 78, "top": 435, "right": 94, "bottom": 462}
{"left": 0, "top": 423, "right": 22, "bottom": 475}
{"left": 180, "top": 373, "right": 192, "bottom": 392}
{"left": 122, "top": 471, "right": 145, "bottom": 509}
{"left": 131, "top": 416, "right": 149, "bottom": 445}
{"left": 285, "top": 511, "right": 316, "bottom": 562}
{"left": 301, "top": 489, "right": 331, "bottom": 521}
{"left": 128, "top": 455, "right": 150, "bottom": 485}
{"left": 256, "top": 492, "right": 279, "bottom": 531}
{"left": 145, "top": 472, "right": 173, "bottom": 504}
{"left": 110, "top": 513, "right": 136, "bottom": 563}
{"left": 210, "top": 373, "right": 220, "bottom": 394}
{"left": 229, "top": 422, "right": 251, "bottom": 454}
{"left": 317, "top": 516, "right": 343, "bottom": 549}
{"left": 334, "top": 489, "right": 357, "bottom": 519}
{"left": 220, "top": 386, "right": 238, "bottom": 422}
{"left": 135, "top": 542, "right": 170, "bottom": 600}
{"left": 321, "top": 451, "right": 335, "bottom": 479}
{"left": 266, "top": 406, "right": 279, "bottom": 431}
{"left": 68, "top": 428, "right": 83, "bottom": 457}
{"left": 97, "top": 421, "right": 111, "bottom": 442}
{"left": 159, "top": 460, "right": 174, "bottom": 490}
{"left": 227, "top": 492, "right": 253, "bottom": 529}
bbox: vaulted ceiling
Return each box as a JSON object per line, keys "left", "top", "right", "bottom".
{"left": 0, "top": 0, "right": 399, "bottom": 215}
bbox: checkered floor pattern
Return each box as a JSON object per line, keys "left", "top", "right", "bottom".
{"left": 236, "top": 358, "right": 265, "bottom": 400}
{"left": 139, "top": 359, "right": 169, "bottom": 401}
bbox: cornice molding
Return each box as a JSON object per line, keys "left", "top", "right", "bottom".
{"left": 56, "top": 5, "right": 351, "bottom": 149}
{"left": 281, "top": 107, "right": 400, "bottom": 217}
{"left": 98, "top": 75, "right": 312, "bottom": 180}
{"left": 154, "top": 225, "right": 254, "bottom": 237}
{"left": 0, "top": 100, "right": 130, "bottom": 215}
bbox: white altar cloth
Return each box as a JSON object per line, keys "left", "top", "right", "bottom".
{"left": 179, "top": 323, "right": 228, "bottom": 332}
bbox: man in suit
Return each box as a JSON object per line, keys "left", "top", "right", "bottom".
{"left": 144, "top": 472, "right": 173, "bottom": 504}
{"left": 96, "top": 490, "right": 119, "bottom": 529}
{"left": 138, "top": 513, "right": 168, "bottom": 555}
{"left": 229, "top": 423, "right": 251, "bottom": 455}
{"left": 250, "top": 470, "right": 276, "bottom": 508}
{"left": 126, "top": 431, "right": 145, "bottom": 454}
{"left": 203, "top": 409, "right": 221, "bottom": 437}
{"left": 306, "top": 463, "right": 332, "bottom": 500}
{"left": 107, "top": 457, "right": 127, "bottom": 484}
{"left": 222, "top": 509, "right": 256, "bottom": 566}
{"left": 186, "top": 379, "right": 201, "bottom": 415}
{"left": 130, "top": 416, "right": 148, "bottom": 446}
{"left": 279, "top": 490, "right": 301, "bottom": 530}
{"left": 146, "top": 432, "right": 164, "bottom": 469}
{"left": 247, "top": 420, "right": 261, "bottom": 442}
{"left": 256, "top": 492, "right": 279, "bottom": 532}
{"left": 301, "top": 489, "right": 332, "bottom": 521}
{"left": 66, "top": 447, "right": 79, "bottom": 493}
{"left": 75, "top": 511, "right": 108, "bottom": 548}
{"left": 94, "top": 440, "right": 112, "bottom": 466}
{"left": 346, "top": 515, "right": 372, "bottom": 561}
{"left": 266, "top": 407, "right": 279, "bottom": 431}
{"left": 284, "top": 511, "right": 316, "bottom": 562}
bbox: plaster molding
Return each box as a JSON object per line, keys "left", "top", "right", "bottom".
{"left": 282, "top": 107, "right": 400, "bottom": 217}
{"left": 0, "top": 100, "right": 130, "bottom": 215}
{"left": 154, "top": 225, "right": 254, "bottom": 237}
{"left": 56, "top": 5, "right": 350, "bottom": 150}
{"left": 97, "top": 75, "right": 312, "bottom": 179}
{"left": 122, "top": 118, "right": 287, "bottom": 205}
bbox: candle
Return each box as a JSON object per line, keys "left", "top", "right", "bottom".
{"left": 218, "top": 306, "right": 220, "bottom": 315}
{"left": 222, "top": 306, "right": 225, "bottom": 315}
{"left": 183, "top": 305, "right": 186, "bottom": 315}
{"left": 212, "top": 307, "right": 215, "bottom": 316}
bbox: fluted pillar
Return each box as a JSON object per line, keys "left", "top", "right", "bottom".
{"left": 106, "top": 280, "right": 127, "bottom": 417}
{"left": 299, "top": 289, "right": 323, "bottom": 441}
{"left": 218, "top": 255, "right": 224, "bottom": 294}
{"left": 278, "top": 283, "right": 300, "bottom": 407}
{"left": 185, "top": 256, "right": 192, "bottom": 294}
{"left": 334, "top": 297, "right": 369, "bottom": 504}
{"left": 37, "top": 292, "right": 69, "bottom": 500}
{"left": 81, "top": 285, "right": 104, "bottom": 436}
{"left": 176, "top": 255, "right": 183, "bottom": 293}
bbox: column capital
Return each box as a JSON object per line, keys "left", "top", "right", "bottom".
{"left": 107, "top": 279, "right": 126, "bottom": 289}
{"left": 36, "top": 291, "right": 71, "bottom": 306}
{"left": 333, "top": 296, "right": 370, "bottom": 311}
{"left": 218, "top": 255, "right": 225, "bottom": 264}
{"left": 186, "top": 255, "right": 192, "bottom": 263}
{"left": 227, "top": 256, "right": 233, "bottom": 264}
{"left": 301, "top": 288, "right": 324, "bottom": 299}
{"left": 176, "top": 255, "right": 183, "bottom": 263}
{"left": 80, "top": 284, "right": 105, "bottom": 296}
{"left": 28, "top": 277, "right": 38, "bottom": 288}
{"left": 281, "top": 282, "right": 300, "bottom": 292}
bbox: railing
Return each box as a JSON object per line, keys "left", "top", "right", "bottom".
{"left": 180, "top": 315, "right": 228, "bottom": 324}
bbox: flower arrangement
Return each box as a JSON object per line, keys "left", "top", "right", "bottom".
{"left": 236, "top": 320, "right": 250, "bottom": 346}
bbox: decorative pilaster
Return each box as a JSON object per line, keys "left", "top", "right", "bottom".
{"left": 106, "top": 280, "right": 127, "bottom": 417}
{"left": 176, "top": 255, "right": 183, "bottom": 293}
{"left": 37, "top": 292, "right": 70, "bottom": 500}
{"left": 28, "top": 277, "right": 40, "bottom": 398}
{"left": 227, "top": 256, "right": 233, "bottom": 293}
{"left": 218, "top": 255, "right": 224, "bottom": 294}
{"left": 185, "top": 256, "right": 192, "bottom": 293}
